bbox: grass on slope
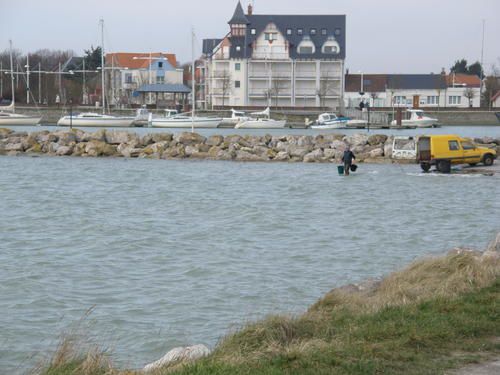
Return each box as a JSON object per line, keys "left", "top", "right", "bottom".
{"left": 38, "top": 251, "right": 500, "bottom": 375}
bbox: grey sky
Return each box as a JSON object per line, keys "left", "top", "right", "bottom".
{"left": 1, "top": 0, "right": 499, "bottom": 73}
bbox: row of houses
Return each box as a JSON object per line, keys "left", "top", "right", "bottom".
{"left": 79, "top": 1, "right": 495, "bottom": 110}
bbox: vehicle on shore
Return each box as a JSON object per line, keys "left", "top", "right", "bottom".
{"left": 391, "top": 109, "right": 438, "bottom": 128}
{"left": 417, "top": 134, "right": 496, "bottom": 173}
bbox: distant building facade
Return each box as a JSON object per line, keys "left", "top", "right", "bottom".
{"left": 105, "top": 52, "right": 189, "bottom": 106}
{"left": 344, "top": 73, "right": 481, "bottom": 109}
{"left": 200, "top": 1, "right": 346, "bottom": 110}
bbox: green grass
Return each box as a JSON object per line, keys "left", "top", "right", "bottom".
{"left": 36, "top": 252, "right": 500, "bottom": 375}
{"left": 172, "top": 281, "right": 499, "bottom": 375}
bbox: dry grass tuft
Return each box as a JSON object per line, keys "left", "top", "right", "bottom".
{"left": 312, "top": 251, "right": 500, "bottom": 315}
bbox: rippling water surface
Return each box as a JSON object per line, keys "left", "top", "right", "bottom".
{"left": 0, "top": 156, "right": 499, "bottom": 373}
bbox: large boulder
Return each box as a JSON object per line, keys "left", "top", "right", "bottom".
{"left": 117, "top": 144, "right": 143, "bottom": 158}
{"left": 206, "top": 135, "right": 224, "bottom": 147}
{"left": 88, "top": 129, "right": 107, "bottom": 142}
{"left": 330, "top": 140, "right": 347, "bottom": 151}
{"left": 369, "top": 147, "right": 384, "bottom": 158}
{"left": 143, "top": 344, "right": 210, "bottom": 372}
{"left": 105, "top": 130, "right": 132, "bottom": 145}
{"left": 303, "top": 148, "right": 324, "bottom": 163}
{"left": 0, "top": 128, "right": 13, "bottom": 139}
{"left": 235, "top": 150, "right": 268, "bottom": 161}
{"left": 344, "top": 133, "right": 368, "bottom": 147}
{"left": 367, "top": 134, "right": 388, "bottom": 146}
{"left": 287, "top": 145, "right": 310, "bottom": 158}
{"left": 174, "top": 132, "right": 206, "bottom": 146}
{"left": 85, "top": 140, "right": 117, "bottom": 157}
{"left": 54, "top": 131, "right": 77, "bottom": 146}
{"left": 56, "top": 145, "right": 74, "bottom": 156}
{"left": 4, "top": 142, "right": 24, "bottom": 152}
{"left": 274, "top": 151, "right": 290, "bottom": 161}
{"left": 152, "top": 133, "right": 173, "bottom": 143}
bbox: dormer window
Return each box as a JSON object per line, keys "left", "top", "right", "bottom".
{"left": 251, "top": 28, "right": 256, "bottom": 35}
{"left": 286, "top": 28, "right": 292, "bottom": 35}
{"left": 236, "top": 45, "right": 241, "bottom": 52}
{"left": 335, "top": 28, "right": 341, "bottom": 36}
{"left": 310, "top": 28, "right": 317, "bottom": 36}
{"left": 321, "top": 28, "right": 327, "bottom": 36}
{"left": 297, "top": 36, "right": 315, "bottom": 54}
{"left": 265, "top": 32, "right": 277, "bottom": 41}
{"left": 297, "top": 28, "right": 303, "bottom": 35}
{"left": 321, "top": 36, "right": 340, "bottom": 54}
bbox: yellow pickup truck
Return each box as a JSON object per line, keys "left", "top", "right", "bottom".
{"left": 417, "top": 135, "right": 497, "bottom": 173}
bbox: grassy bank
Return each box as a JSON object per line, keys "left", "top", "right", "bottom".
{"left": 37, "top": 250, "right": 499, "bottom": 375}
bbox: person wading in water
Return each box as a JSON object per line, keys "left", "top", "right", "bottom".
{"left": 342, "top": 146, "right": 356, "bottom": 176}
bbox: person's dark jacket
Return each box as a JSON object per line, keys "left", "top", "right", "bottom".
{"left": 342, "top": 150, "right": 356, "bottom": 164}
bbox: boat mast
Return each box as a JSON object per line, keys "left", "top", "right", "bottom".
{"left": 9, "top": 40, "right": 15, "bottom": 112}
{"left": 100, "top": 18, "right": 105, "bottom": 115}
{"left": 191, "top": 27, "right": 195, "bottom": 133}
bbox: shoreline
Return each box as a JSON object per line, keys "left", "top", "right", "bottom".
{"left": 35, "top": 232, "right": 500, "bottom": 374}
{"left": 2, "top": 128, "right": 499, "bottom": 166}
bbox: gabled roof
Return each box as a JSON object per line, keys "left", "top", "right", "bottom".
{"left": 228, "top": 1, "right": 249, "bottom": 24}
{"left": 387, "top": 74, "right": 447, "bottom": 90}
{"left": 203, "top": 39, "right": 222, "bottom": 55}
{"left": 345, "top": 74, "right": 388, "bottom": 93}
{"left": 446, "top": 73, "right": 481, "bottom": 88}
{"left": 345, "top": 74, "right": 447, "bottom": 92}
{"left": 105, "top": 53, "right": 177, "bottom": 69}
{"left": 242, "top": 14, "right": 346, "bottom": 59}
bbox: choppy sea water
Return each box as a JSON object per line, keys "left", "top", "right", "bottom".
{"left": 0, "top": 156, "right": 499, "bottom": 373}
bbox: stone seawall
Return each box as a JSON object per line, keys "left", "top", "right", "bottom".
{"left": 1, "top": 128, "right": 499, "bottom": 164}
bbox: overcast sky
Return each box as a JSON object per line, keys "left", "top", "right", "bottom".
{"left": 1, "top": 0, "right": 499, "bottom": 73}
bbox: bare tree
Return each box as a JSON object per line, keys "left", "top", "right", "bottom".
{"left": 316, "top": 71, "right": 336, "bottom": 108}
{"left": 270, "top": 77, "right": 287, "bottom": 108}
{"left": 214, "top": 69, "right": 231, "bottom": 108}
{"left": 463, "top": 87, "right": 475, "bottom": 108}
{"left": 483, "top": 62, "right": 500, "bottom": 109}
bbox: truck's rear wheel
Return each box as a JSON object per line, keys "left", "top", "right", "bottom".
{"left": 437, "top": 160, "right": 451, "bottom": 173}
{"left": 420, "top": 163, "right": 431, "bottom": 172}
{"left": 483, "top": 154, "right": 494, "bottom": 166}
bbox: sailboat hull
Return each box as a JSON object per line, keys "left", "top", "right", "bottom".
{"left": 150, "top": 118, "right": 221, "bottom": 128}
{"left": 57, "top": 116, "right": 135, "bottom": 127}
{"left": 0, "top": 113, "right": 41, "bottom": 126}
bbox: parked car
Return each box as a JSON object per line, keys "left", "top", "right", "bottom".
{"left": 417, "top": 135, "right": 496, "bottom": 173}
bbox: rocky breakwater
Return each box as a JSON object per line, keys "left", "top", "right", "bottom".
{"left": 1, "top": 128, "right": 499, "bottom": 164}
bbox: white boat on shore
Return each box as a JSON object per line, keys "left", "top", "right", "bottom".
{"left": 310, "top": 113, "right": 349, "bottom": 129}
{"left": 150, "top": 112, "right": 221, "bottom": 128}
{"left": 220, "top": 109, "right": 252, "bottom": 126}
{"left": 390, "top": 109, "right": 438, "bottom": 128}
{"left": 0, "top": 41, "right": 41, "bottom": 126}
{"left": 57, "top": 113, "right": 135, "bottom": 127}
{"left": 234, "top": 108, "right": 287, "bottom": 129}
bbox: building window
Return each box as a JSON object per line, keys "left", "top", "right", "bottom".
{"left": 286, "top": 28, "right": 292, "bottom": 35}
{"left": 394, "top": 96, "right": 407, "bottom": 105}
{"left": 158, "top": 62, "right": 163, "bottom": 68}
{"left": 427, "top": 96, "right": 439, "bottom": 105}
{"left": 335, "top": 28, "right": 341, "bottom": 36}
{"left": 156, "top": 76, "right": 164, "bottom": 84}
{"left": 251, "top": 28, "right": 256, "bottom": 35}
{"left": 297, "top": 28, "right": 303, "bottom": 35}
{"left": 298, "top": 36, "right": 315, "bottom": 54}
{"left": 449, "top": 95, "right": 462, "bottom": 105}
{"left": 236, "top": 45, "right": 241, "bottom": 52}
{"left": 235, "top": 63, "right": 241, "bottom": 71}
{"left": 125, "top": 73, "right": 133, "bottom": 84}
{"left": 264, "top": 33, "right": 277, "bottom": 41}
{"left": 235, "top": 80, "right": 241, "bottom": 88}
{"left": 321, "top": 28, "right": 327, "bottom": 35}
{"left": 310, "top": 28, "right": 317, "bottom": 35}
{"left": 321, "top": 36, "right": 340, "bottom": 54}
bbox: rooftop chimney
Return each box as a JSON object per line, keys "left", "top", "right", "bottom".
{"left": 248, "top": 3, "right": 253, "bottom": 15}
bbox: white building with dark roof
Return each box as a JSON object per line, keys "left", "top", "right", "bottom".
{"left": 200, "top": 1, "right": 346, "bottom": 110}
